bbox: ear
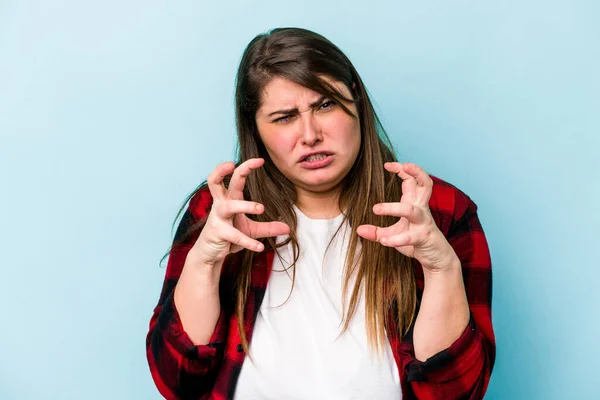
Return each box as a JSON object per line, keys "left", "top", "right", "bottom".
{"left": 352, "top": 81, "right": 356, "bottom": 90}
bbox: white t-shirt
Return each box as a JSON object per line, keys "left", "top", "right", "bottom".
{"left": 234, "top": 205, "right": 401, "bottom": 400}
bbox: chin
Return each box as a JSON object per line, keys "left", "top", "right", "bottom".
{"left": 284, "top": 163, "right": 351, "bottom": 192}
{"left": 296, "top": 175, "right": 345, "bottom": 193}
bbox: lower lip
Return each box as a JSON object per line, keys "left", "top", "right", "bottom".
{"left": 300, "top": 155, "right": 334, "bottom": 169}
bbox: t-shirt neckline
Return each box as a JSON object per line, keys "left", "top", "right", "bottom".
{"left": 292, "top": 204, "right": 345, "bottom": 224}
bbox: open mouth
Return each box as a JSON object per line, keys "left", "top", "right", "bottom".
{"left": 299, "top": 153, "right": 334, "bottom": 169}
{"left": 299, "top": 151, "right": 333, "bottom": 162}
{"left": 303, "top": 153, "right": 330, "bottom": 162}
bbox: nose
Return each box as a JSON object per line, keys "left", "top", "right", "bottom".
{"left": 299, "top": 112, "right": 322, "bottom": 146}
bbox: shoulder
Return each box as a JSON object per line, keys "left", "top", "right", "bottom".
{"left": 428, "top": 174, "right": 477, "bottom": 235}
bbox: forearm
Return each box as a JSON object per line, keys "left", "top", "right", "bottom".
{"left": 174, "top": 250, "right": 223, "bottom": 346}
{"left": 412, "top": 256, "right": 470, "bottom": 361}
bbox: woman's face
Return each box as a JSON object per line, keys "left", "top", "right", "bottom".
{"left": 255, "top": 76, "right": 361, "bottom": 196}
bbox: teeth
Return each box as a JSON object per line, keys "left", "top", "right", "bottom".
{"left": 305, "top": 154, "right": 328, "bottom": 162}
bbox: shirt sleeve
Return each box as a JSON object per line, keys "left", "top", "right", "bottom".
{"left": 146, "top": 190, "right": 229, "bottom": 400}
{"left": 405, "top": 192, "right": 496, "bottom": 399}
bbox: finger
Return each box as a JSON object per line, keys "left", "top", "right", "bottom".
{"left": 384, "top": 161, "right": 413, "bottom": 181}
{"left": 373, "top": 202, "right": 427, "bottom": 224}
{"left": 403, "top": 163, "right": 433, "bottom": 205}
{"left": 370, "top": 218, "right": 409, "bottom": 237}
{"left": 380, "top": 231, "right": 416, "bottom": 247}
{"left": 207, "top": 162, "right": 235, "bottom": 200}
{"left": 227, "top": 158, "right": 265, "bottom": 200}
{"left": 356, "top": 224, "right": 380, "bottom": 242}
{"left": 357, "top": 223, "right": 408, "bottom": 243}
{"left": 385, "top": 162, "right": 417, "bottom": 203}
{"left": 402, "top": 162, "right": 433, "bottom": 189}
{"left": 216, "top": 223, "right": 265, "bottom": 252}
{"left": 386, "top": 162, "right": 432, "bottom": 206}
{"left": 386, "top": 161, "right": 421, "bottom": 179}
{"left": 247, "top": 220, "right": 291, "bottom": 239}
{"left": 214, "top": 200, "right": 264, "bottom": 219}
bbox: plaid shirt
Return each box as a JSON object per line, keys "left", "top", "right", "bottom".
{"left": 146, "top": 175, "right": 496, "bottom": 400}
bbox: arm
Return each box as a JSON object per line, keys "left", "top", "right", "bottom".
{"left": 146, "top": 159, "right": 289, "bottom": 400}
{"left": 146, "top": 191, "right": 229, "bottom": 400}
{"left": 174, "top": 251, "right": 223, "bottom": 346}
{"left": 413, "top": 257, "right": 470, "bottom": 362}
{"left": 407, "top": 195, "right": 496, "bottom": 400}
{"left": 357, "top": 162, "right": 495, "bottom": 399}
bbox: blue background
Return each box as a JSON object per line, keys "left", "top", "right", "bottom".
{"left": 1, "top": 1, "right": 598, "bottom": 399}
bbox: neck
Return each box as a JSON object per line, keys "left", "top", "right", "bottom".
{"left": 295, "top": 187, "right": 342, "bottom": 219}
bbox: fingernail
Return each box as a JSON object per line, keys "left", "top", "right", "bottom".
{"left": 373, "top": 204, "right": 382, "bottom": 213}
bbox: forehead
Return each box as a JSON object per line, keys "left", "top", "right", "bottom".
{"left": 257, "top": 76, "right": 347, "bottom": 117}
{"left": 259, "top": 77, "right": 320, "bottom": 107}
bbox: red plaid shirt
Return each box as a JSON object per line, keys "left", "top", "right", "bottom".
{"left": 146, "top": 175, "right": 495, "bottom": 400}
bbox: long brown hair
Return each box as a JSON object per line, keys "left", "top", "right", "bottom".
{"left": 163, "top": 27, "right": 416, "bottom": 354}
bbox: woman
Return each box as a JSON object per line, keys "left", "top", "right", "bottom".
{"left": 146, "top": 27, "right": 495, "bottom": 400}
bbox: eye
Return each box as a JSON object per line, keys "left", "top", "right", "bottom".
{"left": 319, "top": 101, "right": 335, "bottom": 110}
{"left": 273, "top": 115, "right": 291, "bottom": 124}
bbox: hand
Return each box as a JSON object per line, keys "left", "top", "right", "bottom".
{"left": 356, "top": 162, "right": 458, "bottom": 272}
{"left": 192, "top": 158, "right": 290, "bottom": 266}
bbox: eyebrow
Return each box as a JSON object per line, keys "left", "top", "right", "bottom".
{"left": 266, "top": 96, "right": 327, "bottom": 117}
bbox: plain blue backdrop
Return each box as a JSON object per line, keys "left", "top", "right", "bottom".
{"left": 1, "top": 1, "right": 598, "bottom": 399}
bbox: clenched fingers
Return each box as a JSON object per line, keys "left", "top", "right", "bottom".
{"left": 227, "top": 158, "right": 264, "bottom": 200}
{"left": 208, "top": 223, "right": 265, "bottom": 253}
{"left": 207, "top": 161, "right": 235, "bottom": 200}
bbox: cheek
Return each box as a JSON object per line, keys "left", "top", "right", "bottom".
{"left": 260, "top": 130, "right": 296, "bottom": 160}
{"left": 325, "top": 114, "right": 361, "bottom": 143}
